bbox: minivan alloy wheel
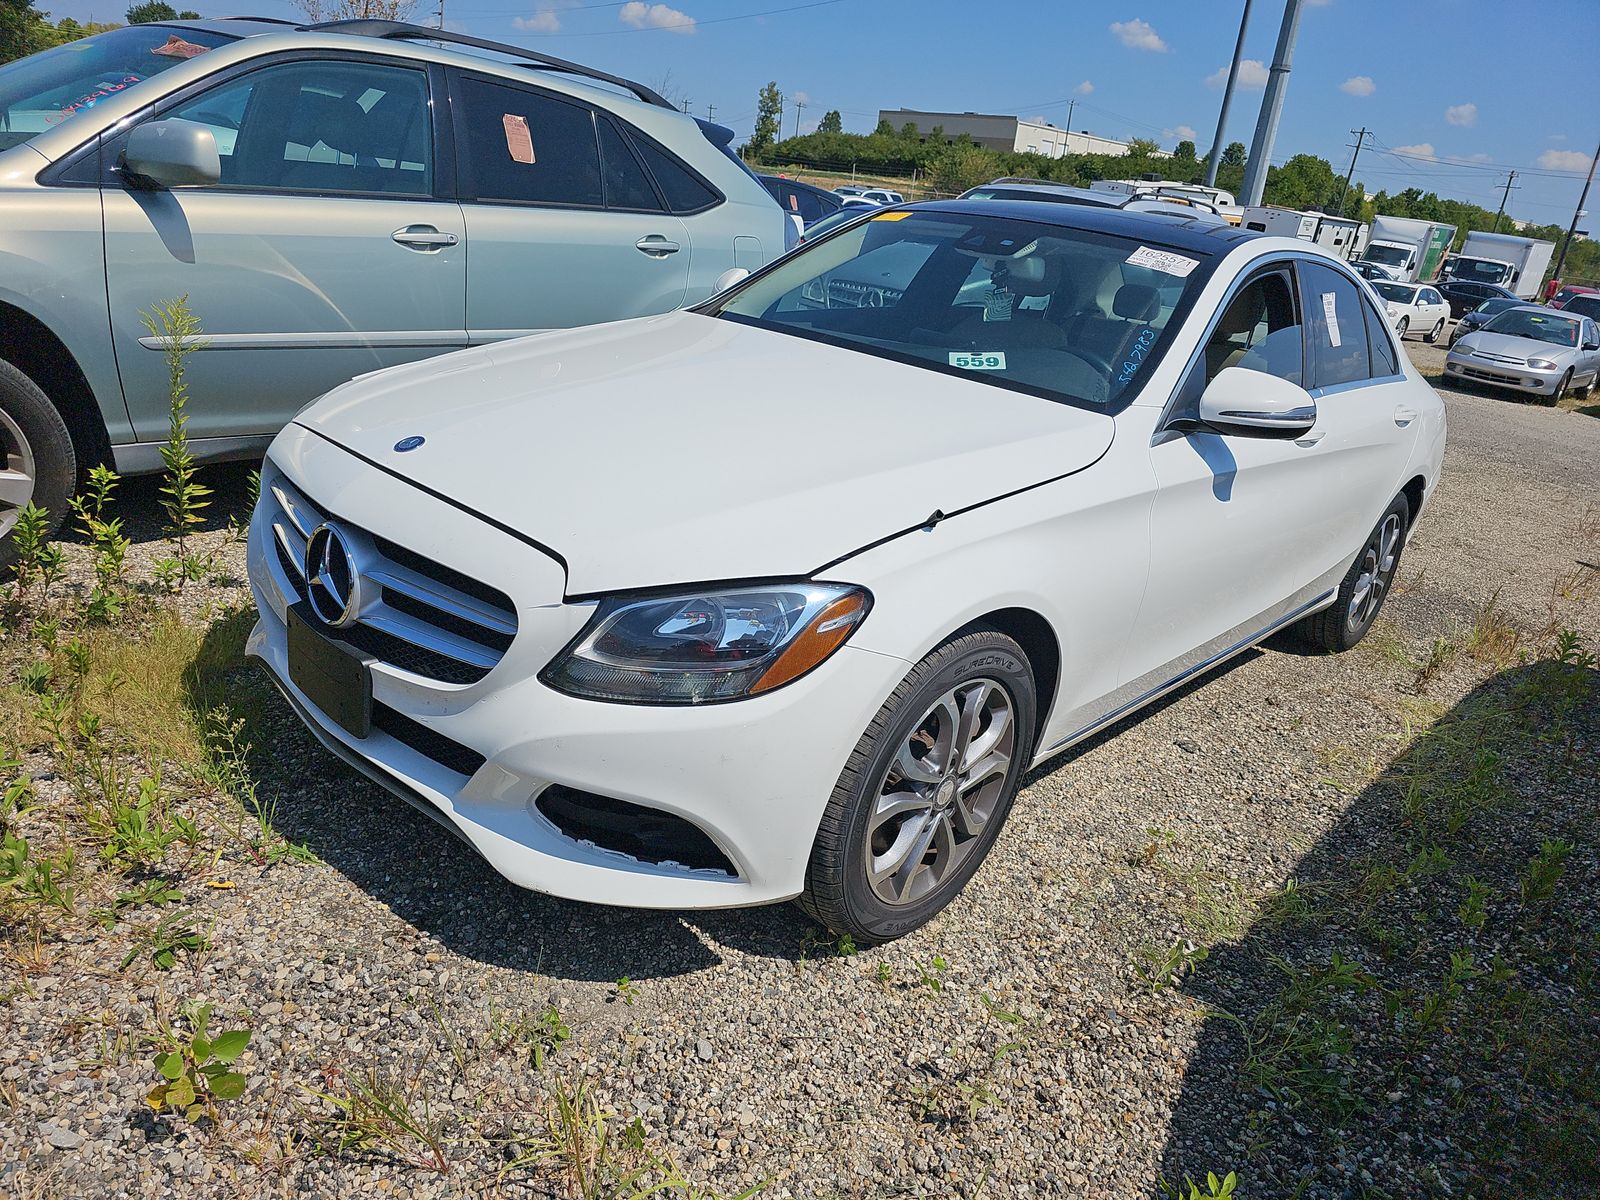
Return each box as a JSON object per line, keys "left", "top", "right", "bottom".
{"left": 866, "top": 678, "right": 1015, "bottom": 906}
{"left": 0, "top": 406, "right": 37, "bottom": 540}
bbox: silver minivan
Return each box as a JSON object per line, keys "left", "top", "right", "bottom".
{"left": 0, "top": 18, "right": 785, "bottom": 557}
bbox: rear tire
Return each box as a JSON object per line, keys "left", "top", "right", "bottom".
{"left": 1294, "top": 493, "right": 1410, "bottom": 653}
{"left": 0, "top": 359, "right": 75, "bottom": 569}
{"left": 797, "top": 628, "right": 1037, "bottom": 944}
{"left": 1425, "top": 319, "right": 1444, "bottom": 344}
{"left": 1396, "top": 317, "right": 1409, "bottom": 339}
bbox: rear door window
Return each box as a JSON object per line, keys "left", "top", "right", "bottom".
{"left": 1298, "top": 260, "right": 1372, "bottom": 389}
{"left": 453, "top": 74, "right": 602, "bottom": 208}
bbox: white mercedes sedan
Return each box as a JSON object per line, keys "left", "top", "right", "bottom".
{"left": 246, "top": 202, "right": 1446, "bottom": 943}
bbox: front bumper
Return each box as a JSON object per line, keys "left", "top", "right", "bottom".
{"left": 246, "top": 428, "right": 911, "bottom": 909}
{"left": 1442, "top": 354, "right": 1565, "bottom": 396}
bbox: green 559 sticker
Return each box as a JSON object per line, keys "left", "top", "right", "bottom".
{"left": 949, "top": 351, "right": 1007, "bottom": 370}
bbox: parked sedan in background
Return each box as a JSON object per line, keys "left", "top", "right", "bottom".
{"left": 1445, "top": 306, "right": 1600, "bottom": 401}
{"left": 248, "top": 202, "right": 1444, "bottom": 943}
{"left": 1434, "top": 279, "right": 1520, "bottom": 320}
{"left": 1559, "top": 293, "right": 1600, "bottom": 323}
{"left": 1550, "top": 285, "right": 1599, "bottom": 310}
{"left": 1448, "top": 297, "right": 1535, "bottom": 346}
{"left": 1371, "top": 281, "right": 1452, "bottom": 342}
{"left": 858, "top": 188, "right": 904, "bottom": 204}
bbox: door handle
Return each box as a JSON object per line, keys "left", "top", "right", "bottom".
{"left": 635, "top": 235, "right": 681, "bottom": 256}
{"left": 392, "top": 225, "right": 459, "bottom": 251}
{"left": 1393, "top": 406, "right": 1419, "bottom": 427}
{"left": 1294, "top": 429, "right": 1326, "bottom": 447}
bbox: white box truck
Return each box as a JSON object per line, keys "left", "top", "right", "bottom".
{"left": 1242, "top": 206, "right": 1319, "bottom": 239}
{"left": 1358, "top": 216, "right": 1458, "bottom": 282}
{"left": 1439, "top": 231, "right": 1556, "bottom": 299}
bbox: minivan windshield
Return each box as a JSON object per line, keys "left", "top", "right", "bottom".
{"left": 710, "top": 210, "right": 1212, "bottom": 411}
{"left": 0, "top": 24, "right": 231, "bottom": 151}
{"left": 1483, "top": 308, "right": 1580, "bottom": 347}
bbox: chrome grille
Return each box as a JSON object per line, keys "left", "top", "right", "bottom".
{"left": 265, "top": 473, "right": 518, "bottom": 686}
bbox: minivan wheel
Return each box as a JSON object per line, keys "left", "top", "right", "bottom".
{"left": 1294, "top": 494, "right": 1409, "bottom": 653}
{"left": 0, "top": 359, "right": 74, "bottom": 566}
{"left": 798, "top": 629, "right": 1037, "bottom": 944}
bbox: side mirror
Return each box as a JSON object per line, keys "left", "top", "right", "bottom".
{"left": 122, "top": 119, "right": 220, "bottom": 188}
{"left": 713, "top": 266, "right": 750, "bottom": 293}
{"left": 1586, "top": 338, "right": 1600, "bottom": 351}
{"left": 1198, "top": 367, "right": 1317, "bottom": 438}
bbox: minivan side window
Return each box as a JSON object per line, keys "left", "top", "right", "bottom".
{"left": 629, "top": 135, "right": 720, "bottom": 214}
{"left": 454, "top": 75, "right": 603, "bottom": 208}
{"left": 1298, "top": 260, "right": 1372, "bottom": 389}
{"left": 163, "top": 59, "right": 432, "bottom": 195}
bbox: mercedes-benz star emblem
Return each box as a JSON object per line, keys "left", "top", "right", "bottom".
{"left": 393, "top": 435, "right": 425, "bottom": 452}
{"left": 304, "top": 523, "right": 363, "bottom": 628}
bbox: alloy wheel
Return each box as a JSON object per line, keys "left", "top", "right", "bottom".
{"left": 864, "top": 678, "right": 1015, "bottom": 906}
{"left": 1347, "top": 512, "right": 1402, "bottom": 631}
{"left": 0, "top": 406, "right": 37, "bottom": 540}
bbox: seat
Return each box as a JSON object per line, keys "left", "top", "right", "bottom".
{"left": 1204, "top": 287, "right": 1266, "bottom": 379}
{"left": 948, "top": 254, "right": 1070, "bottom": 350}
{"left": 1064, "top": 283, "right": 1161, "bottom": 367}
{"left": 276, "top": 90, "right": 381, "bottom": 191}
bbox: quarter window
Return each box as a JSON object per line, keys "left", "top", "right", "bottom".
{"left": 630, "top": 135, "right": 719, "bottom": 213}
{"left": 596, "top": 115, "right": 662, "bottom": 211}
{"left": 455, "top": 76, "right": 602, "bottom": 208}
{"left": 1201, "top": 269, "right": 1303, "bottom": 386}
{"left": 1298, "top": 260, "right": 1372, "bottom": 389}
{"left": 163, "top": 59, "right": 432, "bottom": 195}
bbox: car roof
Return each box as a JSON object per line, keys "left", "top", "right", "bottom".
{"left": 910, "top": 198, "right": 1257, "bottom": 255}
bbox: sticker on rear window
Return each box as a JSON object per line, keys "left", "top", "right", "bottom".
{"left": 1321, "top": 291, "right": 1342, "bottom": 347}
{"left": 949, "top": 352, "right": 1007, "bottom": 370}
{"left": 502, "top": 113, "right": 535, "bottom": 164}
{"left": 1125, "top": 246, "right": 1199, "bottom": 277}
{"left": 871, "top": 211, "right": 911, "bottom": 221}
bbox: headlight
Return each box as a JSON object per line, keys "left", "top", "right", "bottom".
{"left": 1526, "top": 358, "right": 1557, "bottom": 371}
{"left": 541, "top": 583, "right": 871, "bottom": 704}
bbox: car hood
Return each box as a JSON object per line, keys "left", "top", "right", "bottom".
{"left": 295, "top": 312, "right": 1115, "bottom": 595}
{"left": 1453, "top": 331, "right": 1574, "bottom": 362}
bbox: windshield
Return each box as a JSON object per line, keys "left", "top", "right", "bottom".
{"left": 1372, "top": 282, "right": 1416, "bottom": 304}
{"left": 1362, "top": 244, "right": 1411, "bottom": 267}
{"left": 1472, "top": 299, "right": 1523, "bottom": 318}
{"left": 709, "top": 210, "right": 1211, "bottom": 411}
{"left": 1483, "top": 309, "right": 1579, "bottom": 347}
{"left": 0, "top": 25, "right": 230, "bottom": 151}
{"left": 1447, "top": 257, "right": 1509, "bottom": 284}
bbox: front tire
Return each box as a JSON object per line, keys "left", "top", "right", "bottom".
{"left": 798, "top": 629, "right": 1038, "bottom": 944}
{"left": 1425, "top": 319, "right": 1444, "bottom": 344}
{"left": 1552, "top": 370, "right": 1573, "bottom": 404}
{"left": 1295, "top": 494, "right": 1409, "bottom": 653}
{"left": 1396, "top": 317, "right": 1409, "bottom": 339}
{"left": 0, "top": 359, "right": 75, "bottom": 568}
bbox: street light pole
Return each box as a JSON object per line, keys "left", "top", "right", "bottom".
{"left": 1551, "top": 137, "right": 1599, "bottom": 288}
{"left": 1240, "top": 0, "right": 1307, "bottom": 208}
{"left": 1205, "top": 0, "right": 1253, "bottom": 189}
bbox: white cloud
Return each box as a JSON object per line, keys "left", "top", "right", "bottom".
{"left": 1339, "top": 75, "right": 1375, "bottom": 97}
{"left": 1306, "top": 0, "right": 1333, "bottom": 6}
{"left": 619, "top": 2, "right": 696, "bottom": 34}
{"left": 1075, "top": 80, "right": 1094, "bottom": 95}
{"left": 1162, "top": 124, "right": 1199, "bottom": 142}
{"left": 1444, "top": 103, "right": 1477, "bottom": 128}
{"left": 513, "top": 8, "right": 561, "bottom": 32}
{"left": 1110, "top": 18, "right": 1167, "bottom": 52}
{"left": 1538, "top": 148, "right": 1594, "bottom": 171}
{"left": 792, "top": 91, "right": 810, "bottom": 106}
{"left": 1469, "top": 153, "right": 1492, "bottom": 162}
{"left": 1206, "top": 58, "right": 1268, "bottom": 89}
{"left": 1393, "top": 143, "right": 1436, "bottom": 160}
{"left": 1549, "top": 133, "right": 1568, "bottom": 142}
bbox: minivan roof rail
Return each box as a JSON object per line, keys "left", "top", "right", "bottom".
{"left": 302, "top": 20, "right": 674, "bottom": 109}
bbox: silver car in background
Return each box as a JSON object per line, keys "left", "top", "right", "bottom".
{"left": 1443, "top": 306, "right": 1600, "bottom": 402}
{"left": 0, "top": 18, "right": 785, "bottom": 559}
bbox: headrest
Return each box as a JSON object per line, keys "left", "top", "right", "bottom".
{"left": 1113, "top": 283, "right": 1160, "bottom": 321}
{"left": 287, "top": 91, "right": 368, "bottom": 158}
{"left": 1215, "top": 287, "right": 1265, "bottom": 336}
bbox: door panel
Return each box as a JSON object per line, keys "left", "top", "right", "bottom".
{"left": 102, "top": 56, "right": 465, "bottom": 441}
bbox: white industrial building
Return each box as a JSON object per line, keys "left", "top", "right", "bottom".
{"left": 876, "top": 109, "right": 1167, "bottom": 160}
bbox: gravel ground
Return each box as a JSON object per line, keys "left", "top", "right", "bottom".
{"left": 1, "top": 337, "right": 1597, "bottom": 1198}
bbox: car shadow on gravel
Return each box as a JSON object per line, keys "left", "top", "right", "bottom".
{"left": 193, "top": 615, "right": 817, "bottom": 982}
{"left": 1154, "top": 661, "right": 1600, "bottom": 1198}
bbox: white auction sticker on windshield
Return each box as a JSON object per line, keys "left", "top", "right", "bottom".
{"left": 1321, "top": 291, "right": 1342, "bottom": 347}
{"left": 1125, "top": 246, "right": 1199, "bottom": 277}
{"left": 949, "top": 351, "right": 1007, "bottom": 370}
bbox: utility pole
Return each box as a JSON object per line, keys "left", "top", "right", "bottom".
{"left": 793, "top": 100, "right": 805, "bottom": 139}
{"left": 1492, "top": 170, "right": 1518, "bottom": 232}
{"left": 1065, "top": 98, "right": 1076, "bottom": 133}
{"left": 706, "top": 102, "right": 716, "bottom": 122}
{"left": 1205, "top": 0, "right": 1253, "bottom": 188}
{"left": 1551, "top": 136, "right": 1599, "bottom": 289}
{"left": 435, "top": 0, "right": 445, "bottom": 30}
{"left": 682, "top": 96, "right": 692, "bottom": 115}
{"left": 1240, "top": 0, "right": 1307, "bottom": 208}
{"left": 1333, "top": 127, "right": 1370, "bottom": 216}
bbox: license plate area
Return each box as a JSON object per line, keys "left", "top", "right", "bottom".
{"left": 287, "top": 604, "right": 373, "bottom": 739}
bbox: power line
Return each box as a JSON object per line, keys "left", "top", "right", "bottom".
{"left": 521, "top": 0, "right": 852, "bottom": 36}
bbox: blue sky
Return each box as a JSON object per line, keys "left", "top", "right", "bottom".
{"left": 51, "top": 0, "right": 1599, "bottom": 222}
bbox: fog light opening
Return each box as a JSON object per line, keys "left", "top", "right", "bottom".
{"left": 534, "top": 786, "right": 737, "bottom": 876}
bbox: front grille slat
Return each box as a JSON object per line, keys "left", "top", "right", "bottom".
{"left": 264, "top": 471, "right": 519, "bottom": 687}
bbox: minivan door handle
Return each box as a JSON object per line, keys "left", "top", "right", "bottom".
{"left": 635, "top": 235, "right": 681, "bottom": 256}
{"left": 392, "top": 225, "right": 459, "bottom": 251}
